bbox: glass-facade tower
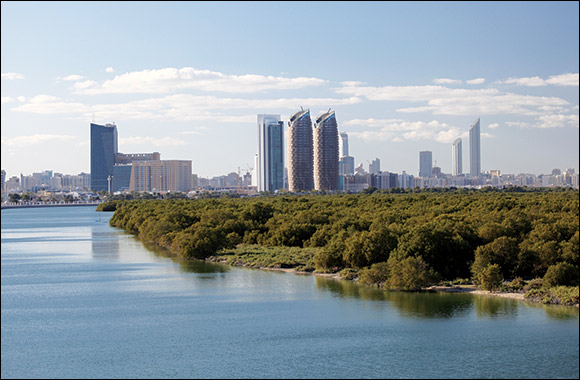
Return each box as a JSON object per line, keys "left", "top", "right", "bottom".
{"left": 314, "top": 110, "right": 339, "bottom": 191}
{"left": 90, "top": 123, "right": 118, "bottom": 191}
{"left": 452, "top": 138, "right": 462, "bottom": 176}
{"left": 419, "top": 151, "right": 432, "bottom": 178}
{"left": 288, "top": 109, "right": 314, "bottom": 192}
{"left": 469, "top": 118, "right": 481, "bottom": 177}
{"left": 257, "top": 115, "right": 284, "bottom": 192}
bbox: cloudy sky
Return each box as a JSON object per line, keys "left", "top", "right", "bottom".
{"left": 1, "top": 1, "right": 578, "bottom": 178}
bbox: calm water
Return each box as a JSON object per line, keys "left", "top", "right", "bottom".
{"left": 1, "top": 206, "right": 578, "bottom": 379}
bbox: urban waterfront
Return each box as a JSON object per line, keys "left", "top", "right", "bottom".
{"left": 1, "top": 206, "right": 578, "bottom": 379}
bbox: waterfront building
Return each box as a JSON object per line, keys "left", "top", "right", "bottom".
{"left": 314, "top": 110, "right": 339, "bottom": 191}
{"left": 1, "top": 169, "right": 5, "bottom": 193}
{"left": 469, "top": 118, "right": 481, "bottom": 177}
{"left": 288, "top": 109, "right": 314, "bottom": 192}
{"left": 90, "top": 123, "right": 118, "bottom": 191}
{"left": 419, "top": 151, "right": 432, "bottom": 178}
{"left": 129, "top": 160, "right": 192, "bottom": 193}
{"left": 257, "top": 114, "right": 284, "bottom": 192}
{"left": 452, "top": 138, "right": 462, "bottom": 176}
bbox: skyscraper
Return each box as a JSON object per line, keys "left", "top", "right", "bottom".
{"left": 314, "top": 110, "right": 339, "bottom": 191}
{"left": 338, "top": 131, "right": 355, "bottom": 176}
{"left": 469, "top": 118, "right": 481, "bottom": 177}
{"left": 288, "top": 109, "right": 314, "bottom": 192}
{"left": 339, "top": 132, "right": 349, "bottom": 157}
{"left": 419, "top": 151, "right": 432, "bottom": 178}
{"left": 257, "top": 114, "right": 284, "bottom": 192}
{"left": 452, "top": 138, "right": 462, "bottom": 176}
{"left": 90, "top": 123, "right": 118, "bottom": 191}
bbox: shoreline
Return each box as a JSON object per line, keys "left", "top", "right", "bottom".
{"left": 209, "top": 259, "right": 579, "bottom": 307}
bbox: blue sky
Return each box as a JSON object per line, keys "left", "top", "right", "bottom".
{"left": 1, "top": 1, "right": 578, "bottom": 178}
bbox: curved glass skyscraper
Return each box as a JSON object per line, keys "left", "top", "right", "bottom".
{"left": 469, "top": 118, "right": 481, "bottom": 177}
{"left": 288, "top": 109, "right": 314, "bottom": 192}
{"left": 90, "top": 123, "right": 118, "bottom": 191}
{"left": 314, "top": 110, "right": 339, "bottom": 191}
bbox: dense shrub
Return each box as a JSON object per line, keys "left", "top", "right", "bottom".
{"left": 542, "top": 262, "right": 579, "bottom": 287}
{"left": 105, "top": 190, "right": 578, "bottom": 288}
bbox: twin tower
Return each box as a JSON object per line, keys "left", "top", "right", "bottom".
{"left": 257, "top": 109, "right": 339, "bottom": 193}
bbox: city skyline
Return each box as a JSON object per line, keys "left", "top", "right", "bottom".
{"left": 1, "top": 2, "right": 579, "bottom": 179}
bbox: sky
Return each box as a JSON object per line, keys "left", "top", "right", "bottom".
{"left": 1, "top": 1, "right": 579, "bottom": 179}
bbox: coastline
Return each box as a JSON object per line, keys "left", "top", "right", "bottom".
{"left": 208, "top": 258, "right": 579, "bottom": 307}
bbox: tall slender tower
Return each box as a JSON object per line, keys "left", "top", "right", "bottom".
{"left": 257, "top": 114, "right": 284, "bottom": 192}
{"left": 469, "top": 118, "right": 481, "bottom": 177}
{"left": 314, "top": 110, "right": 339, "bottom": 191}
{"left": 90, "top": 122, "right": 118, "bottom": 191}
{"left": 288, "top": 109, "right": 314, "bottom": 192}
{"left": 419, "top": 151, "right": 432, "bottom": 178}
{"left": 339, "top": 132, "right": 349, "bottom": 157}
{"left": 452, "top": 138, "right": 462, "bottom": 176}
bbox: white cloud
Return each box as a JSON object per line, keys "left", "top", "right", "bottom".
{"left": 10, "top": 93, "right": 360, "bottom": 123}
{"left": 119, "top": 136, "right": 188, "bottom": 147}
{"left": 506, "top": 114, "right": 579, "bottom": 129}
{"left": 16, "top": 96, "right": 27, "bottom": 103}
{"left": 73, "top": 67, "right": 328, "bottom": 94}
{"left": 433, "top": 78, "right": 462, "bottom": 85}
{"left": 535, "top": 114, "right": 579, "bottom": 129}
{"left": 105, "top": 67, "right": 115, "bottom": 73}
{"left": 345, "top": 118, "right": 463, "bottom": 143}
{"left": 1, "top": 134, "right": 77, "bottom": 147}
{"left": 1, "top": 97, "right": 13, "bottom": 104}
{"left": 499, "top": 73, "right": 579, "bottom": 87}
{"left": 505, "top": 121, "right": 531, "bottom": 128}
{"left": 337, "top": 83, "right": 569, "bottom": 116}
{"left": 466, "top": 78, "right": 485, "bottom": 85}
{"left": 546, "top": 73, "right": 579, "bottom": 86}
{"left": 59, "top": 74, "right": 85, "bottom": 81}
{"left": 10, "top": 95, "right": 89, "bottom": 114}
{"left": 488, "top": 123, "right": 499, "bottom": 129}
{"left": 1, "top": 72, "right": 25, "bottom": 80}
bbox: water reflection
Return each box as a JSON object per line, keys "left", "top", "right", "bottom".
{"left": 316, "top": 277, "right": 472, "bottom": 319}
{"left": 91, "top": 231, "right": 120, "bottom": 260}
{"left": 473, "top": 295, "right": 519, "bottom": 318}
{"left": 541, "top": 304, "right": 580, "bottom": 320}
{"left": 316, "top": 276, "right": 579, "bottom": 321}
{"left": 140, "top": 240, "right": 229, "bottom": 275}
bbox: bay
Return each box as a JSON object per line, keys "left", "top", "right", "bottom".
{"left": 1, "top": 206, "right": 578, "bottom": 379}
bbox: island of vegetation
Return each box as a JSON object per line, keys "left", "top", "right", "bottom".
{"left": 98, "top": 188, "right": 579, "bottom": 306}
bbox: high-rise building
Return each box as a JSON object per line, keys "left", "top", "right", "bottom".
{"left": 369, "top": 158, "right": 380, "bottom": 174}
{"left": 129, "top": 160, "right": 192, "bottom": 193}
{"left": 339, "top": 156, "right": 355, "bottom": 175}
{"left": 257, "top": 114, "right": 284, "bottom": 192}
{"left": 314, "top": 110, "right": 339, "bottom": 191}
{"left": 452, "top": 138, "right": 462, "bottom": 176}
{"left": 1, "top": 169, "right": 6, "bottom": 193}
{"left": 419, "top": 151, "right": 432, "bottom": 178}
{"left": 469, "top": 118, "right": 481, "bottom": 177}
{"left": 90, "top": 123, "right": 118, "bottom": 191}
{"left": 339, "top": 132, "right": 349, "bottom": 157}
{"left": 288, "top": 109, "right": 314, "bottom": 192}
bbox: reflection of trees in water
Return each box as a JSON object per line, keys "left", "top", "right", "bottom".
{"left": 542, "top": 304, "right": 579, "bottom": 320}
{"left": 91, "top": 231, "right": 120, "bottom": 260}
{"left": 316, "top": 277, "right": 473, "bottom": 319}
{"left": 141, "top": 240, "right": 229, "bottom": 275}
{"left": 473, "top": 295, "right": 519, "bottom": 318}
